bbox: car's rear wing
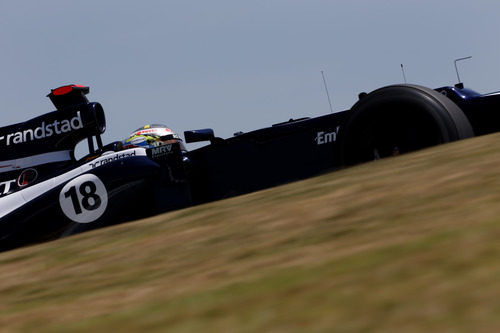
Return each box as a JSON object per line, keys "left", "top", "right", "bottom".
{"left": 0, "top": 85, "right": 106, "bottom": 173}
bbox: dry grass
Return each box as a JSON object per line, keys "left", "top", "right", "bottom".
{"left": 3, "top": 133, "right": 500, "bottom": 331}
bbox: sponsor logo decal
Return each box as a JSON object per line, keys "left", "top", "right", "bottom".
{"left": 0, "top": 179, "right": 15, "bottom": 196}
{"left": 315, "top": 126, "right": 340, "bottom": 145}
{"left": 0, "top": 111, "right": 83, "bottom": 146}
{"left": 151, "top": 144, "right": 173, "bottom": 158}
{"left": 17, "top": 168, "right": 38, "bottom": 187}
{"left": 89, "top": 150, "right": 137, "bottom": 168}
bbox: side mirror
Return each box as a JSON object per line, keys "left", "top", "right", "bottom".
{"left": 184, "top": 128, "right": 215, "bottom": 143}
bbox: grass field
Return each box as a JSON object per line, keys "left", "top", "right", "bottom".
{"left": 3, "top": 133, "right": 500, "bottom": 332}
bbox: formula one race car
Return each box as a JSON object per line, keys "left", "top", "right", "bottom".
{"left": 1, "top": 82, "right": 499, "bottom": 251}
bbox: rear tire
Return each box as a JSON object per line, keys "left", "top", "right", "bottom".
{"left": 340, "top": 84, "right": 474, "bottom": 165}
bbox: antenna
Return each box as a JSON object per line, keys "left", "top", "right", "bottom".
{"left": 321, "top": 70, "right": 334, "bottom": 113}
{"left": 454, "top": 56, "right": 472, "bottom": 84}
{"left": 401, "top": 64, "right": 407, "bottom": 84}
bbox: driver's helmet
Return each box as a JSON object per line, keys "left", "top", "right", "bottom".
{"left": 122, "top": 124, "right": 186, "bottom": 151}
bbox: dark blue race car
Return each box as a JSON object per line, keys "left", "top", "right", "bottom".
{"left": 0, "top": 82, "right": 499, "bottom": 251}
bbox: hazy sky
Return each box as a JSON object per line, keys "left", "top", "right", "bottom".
{"left": 1, "top": 1, "right": 499, "bottom": 148}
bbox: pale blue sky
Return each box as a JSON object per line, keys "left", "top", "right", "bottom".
{"left": 1, "top": 1, "right": 499, "bottom": 147}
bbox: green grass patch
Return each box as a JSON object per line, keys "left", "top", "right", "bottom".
{"left": 3, "top": 134, "right": 500, "bottom": 332}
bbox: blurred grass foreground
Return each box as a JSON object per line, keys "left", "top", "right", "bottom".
{"left": 3, "top": 133, "right": 500, "bottom": 332}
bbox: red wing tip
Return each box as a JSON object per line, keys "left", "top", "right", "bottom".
{"left": 51, "top": 84, "right": 88, "bottom": 96}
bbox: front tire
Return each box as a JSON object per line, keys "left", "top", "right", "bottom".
{"left": 340, "top": 84, "right": 474, "bottom": 165}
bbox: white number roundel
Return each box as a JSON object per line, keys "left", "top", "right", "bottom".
{"left": 59, "top": 174, "right": 108, "bottom": 223}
